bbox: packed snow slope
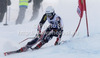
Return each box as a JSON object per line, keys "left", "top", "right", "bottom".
{"left": 0, "top": 0, "right": 100, "bottom": 58}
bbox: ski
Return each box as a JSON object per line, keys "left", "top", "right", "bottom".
{"left": 4, "top": 40, "right": 68, "bottom": 56}
{"left": 4, "top": 50, "right": 19, "bottom": 56}
{"left": 4, "top": 48, "right": 36, "bottom": 56}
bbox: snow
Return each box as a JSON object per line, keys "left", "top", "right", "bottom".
{"left": 0, "top": 0, "right": 100, "bottom": 58}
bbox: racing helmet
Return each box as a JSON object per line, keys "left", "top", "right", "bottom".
{"left": 45, "top": 6, "right": 55, "bottom": 17}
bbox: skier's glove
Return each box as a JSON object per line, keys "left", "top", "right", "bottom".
{"left": 38, "top": 33, "right": 41, "bottom": 38}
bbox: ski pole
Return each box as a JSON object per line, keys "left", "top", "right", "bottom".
{"left": 19, "top": 37, "right": 34, "bottom": 44}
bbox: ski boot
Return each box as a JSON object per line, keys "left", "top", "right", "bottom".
{"left": 33, "top": 41, "right": 45, "bottom": 50}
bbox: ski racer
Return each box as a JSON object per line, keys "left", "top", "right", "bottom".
{"left": 4, "top": 6, "right": 63, "bottom": 55}
{"left": 34, "top": 6, "right": 63, "bottom": 49}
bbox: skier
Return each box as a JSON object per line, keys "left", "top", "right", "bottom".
{"left": 4, "top": 6, "right": 63, "bottom": 56}
{"left": 34, "top": 6, "right": 63, "bottom": 49}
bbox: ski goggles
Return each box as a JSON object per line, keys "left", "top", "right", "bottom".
{"left": 46, "top": 13, "right": 53, "bottom": 17}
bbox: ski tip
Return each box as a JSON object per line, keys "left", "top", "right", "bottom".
{"left": 4, "top": 52, "right": 7, "bottom": 56}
